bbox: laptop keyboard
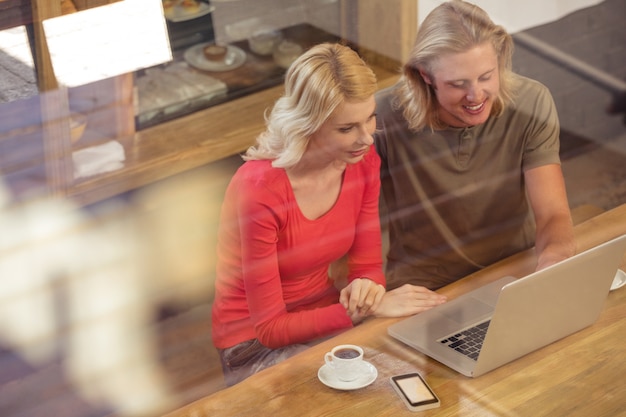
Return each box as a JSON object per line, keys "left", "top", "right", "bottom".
{"left": 438, "top": 320, "right": 491, "bottom": 360}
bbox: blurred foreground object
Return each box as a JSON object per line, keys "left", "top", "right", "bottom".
{"left": 0, "top": 181, "right": 175, "bottom": 417}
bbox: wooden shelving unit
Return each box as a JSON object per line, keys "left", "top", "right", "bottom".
{"left": 1, "top": 0, "right": 409, "bottom": 207}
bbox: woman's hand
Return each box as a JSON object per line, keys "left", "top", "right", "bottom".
{"left": 374, "top": 284, "right": 447, "bottom": 318}
{"left": 339, "top": 278, "right": 385, "bottom": 322}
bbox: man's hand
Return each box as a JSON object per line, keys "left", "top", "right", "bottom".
{"left": 374, "top": 284, "right": 447, "bottom": 318}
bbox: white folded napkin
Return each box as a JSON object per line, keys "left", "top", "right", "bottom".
{"left": 72, "top": 140, "right": 125, "bottom": 179}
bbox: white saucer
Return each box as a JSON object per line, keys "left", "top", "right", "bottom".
{"left": 184, "top": 44, "right": 247, "bottom": 72}
{"left": 318, "top": 361, "right": 377, "bottom": 390}
{"left": 610, "top": 269, "right": 626, "bottom": 291}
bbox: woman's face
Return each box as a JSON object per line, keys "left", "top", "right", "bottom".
{"left": 308, "top": 95, "right": 377, "bottom": 164}
{"left": 421, "top": 42, "right": 500, "bottom": 128}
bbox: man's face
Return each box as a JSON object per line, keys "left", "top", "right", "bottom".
{"left": 421, "top": 42, "right": 500, "bottom": 128}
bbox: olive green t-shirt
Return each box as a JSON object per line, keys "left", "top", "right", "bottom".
{"left": 375, "top": 75, "right": 561, "bottom": 290}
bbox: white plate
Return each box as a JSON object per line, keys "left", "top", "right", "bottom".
{"left": 165, "top": 2, "right": 215, "bottom": 23}
{"left": 318, "top": 361, "right": 377, "bottom": 391}
{"left": 184, "top": 44, "right": 247, "bottom": 72}
{"left": 610, "top": 269, "right": 626, "bottom": 291}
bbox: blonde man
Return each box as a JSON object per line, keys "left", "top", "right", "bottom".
{"left": 375, "top": 0, "right": 576, "bottom": 290}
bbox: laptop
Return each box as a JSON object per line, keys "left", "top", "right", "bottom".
{"left": 388, "top": 234, "right": 626, "bottom": 377}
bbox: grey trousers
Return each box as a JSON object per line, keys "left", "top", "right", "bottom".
{"left": 218, "top": 339, "right": 310, "bottom": 386}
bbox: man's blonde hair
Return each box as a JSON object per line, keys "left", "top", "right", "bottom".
{"left": 395, "top": 0, "right": 519, "bottom": 131}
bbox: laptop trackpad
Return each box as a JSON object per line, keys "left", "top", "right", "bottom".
{"left": 440, "top": 297, "right": 493, "bottom": 325}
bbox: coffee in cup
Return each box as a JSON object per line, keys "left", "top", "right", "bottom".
{"left": 324, "top": 344, "right": 364, "bottom": 382}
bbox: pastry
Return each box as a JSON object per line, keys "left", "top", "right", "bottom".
{"left": 203, "top": 44, "right": 228, "bottom": 62}
{"left": 181, "top": 0, "right": 199, "bottom": 13}
{"left": 162, "top": 0, "right": 177, "bottom": 19}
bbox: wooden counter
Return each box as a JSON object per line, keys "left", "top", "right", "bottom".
{"left": 67, "top": 64, "right": 399, "bottom": 206}
{"left": 163, "top": 203, "right": 626, "bottom": 417}
{"left": 1, "top": 1, "right": 401, "bottom": 206}
{"left": 66, "top": 20, "right": 401, "bottom": 206}
{"left": 0, "top": 46, "right": 398, "bottom": 206}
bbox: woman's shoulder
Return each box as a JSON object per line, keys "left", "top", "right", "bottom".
{"left": 234, "top": 159, "right": 286, "bottom": 188}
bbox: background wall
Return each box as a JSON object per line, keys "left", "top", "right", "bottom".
{"left": 0, "top": 2, "right": 624, "bottom": 417}
{"left": 211, "top": 0, "right": 343, "bottom": 43}
{"left": 511, "top": 0, "right": 626, "bottom": 142}
{"left": 211, "top": 0, "right": 418, "bottom": 64}
{"left": 419, "top": 0, "right": 605, "bottom": 31}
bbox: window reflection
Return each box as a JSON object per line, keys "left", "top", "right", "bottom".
{"left": 135, "top": 0, "right": 347, "bottom": 129}
{"left": 0, "top": 26, "right": 37, "bottom": 103}
{"left": 0, "top": 1, "right": 624, "bottom": 416}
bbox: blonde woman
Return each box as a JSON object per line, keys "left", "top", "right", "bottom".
{"left": 211, "top": 43, "right": 444, "bottom": 386}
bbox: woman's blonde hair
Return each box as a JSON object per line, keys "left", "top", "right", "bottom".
{"left": 396, "top": 0, "right": 519, "bottom": 131}
{"left": 244, "top": 43, "right": 378, "bottom": 167}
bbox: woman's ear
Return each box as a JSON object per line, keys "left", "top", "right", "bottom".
{"left": 419, "top": 68, "right": 432, "bottom": 85}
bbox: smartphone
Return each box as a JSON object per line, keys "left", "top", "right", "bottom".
{"left": 390, "top": 373, "right": 441, "bottom": 412}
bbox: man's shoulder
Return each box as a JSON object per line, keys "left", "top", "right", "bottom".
{"left": 375, "top": 84, "right": 396, "bottom": 99}
{"left": 375, "top": 84, "right": 399, "bottom": 112}
{"left": 375, "top": 83, "right": 412, "bottom": 131}
{"left": 513, "top": 74, "right": 552, "bottom": 99}
{"left": 509, "top": 74, "right": 555, "bottom": 114}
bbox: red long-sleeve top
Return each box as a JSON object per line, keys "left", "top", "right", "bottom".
{"left": 211, "top": 146, "right": 385, "bottom": 349}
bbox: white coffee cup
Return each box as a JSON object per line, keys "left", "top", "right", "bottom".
{"left": 324, "top": 344, "right": 364, "bottom": 382}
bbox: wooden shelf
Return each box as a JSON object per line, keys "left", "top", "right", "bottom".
{"left": 68, "top": 65, "right": 399, "bottom": 206}
{"left": 2, "top": 0, "right": 407, "bottom": 207}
